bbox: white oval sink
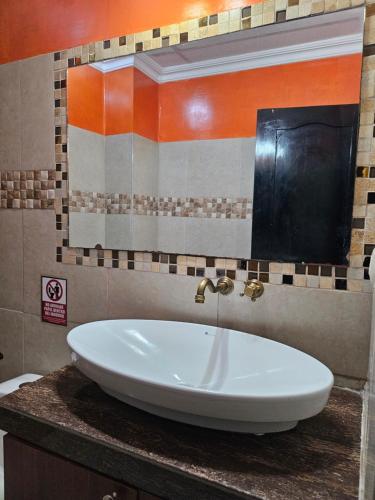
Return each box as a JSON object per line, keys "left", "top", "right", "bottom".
{"left": 67, "top": 320, "right": 334, "bottom": 434}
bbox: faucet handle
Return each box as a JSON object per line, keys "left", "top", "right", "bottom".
{"left": 240, "top": 279, "right": 264, "bottom": 301}
{"left": 216, "top": 276, "right": 234, "bottom": 295}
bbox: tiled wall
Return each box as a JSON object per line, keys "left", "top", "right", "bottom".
{"left": 363, "top": 286, "right": 375, "bottom": 497}
{"left": 69, "top": 132, "right": 254, "bottom": 256}
{"left": 0, "top": 2, "right": 374, "bottom": 390}
{"left": 0, "top": 205, "right": 371, "bottom": 387}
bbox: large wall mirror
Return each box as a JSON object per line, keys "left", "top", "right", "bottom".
{"left": 67, "top": 7, "right": 364, "bottom": 264}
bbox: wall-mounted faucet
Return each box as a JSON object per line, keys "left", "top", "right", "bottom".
{"left": 195, "top": 277, "right": 234, "bottom": 304}
{"left": 240, "top": 279, "right": 264, "bottom": 302}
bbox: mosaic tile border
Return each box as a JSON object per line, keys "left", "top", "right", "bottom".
{"left": 54, "top": 248, "right": 372, "bottom": 293}
{"left": 69, "top": 191, "right": 252, "bottom": 218}
{"left": 69, "top": 191, "right": 132, "bottom": 214}
{"left": 0, "top": 170, "right": 56, "bottom": 209}
{"left": 33, "top": 0, "right": 375, "bottom": 292}
{"left": 136, "top": 195, "right": 252, "bottom": 218}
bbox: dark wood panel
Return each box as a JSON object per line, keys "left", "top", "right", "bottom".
{"left": 252, "top": 104, "right": 358, "bottom": 265}
{"left": 139, "top": 493, "right": 164, "bottom": 500}
{"left": 4, "top": 434, "right": 139, "bottom": 500}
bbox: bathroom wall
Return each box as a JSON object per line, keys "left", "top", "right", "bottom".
{"left": 0, "top": 54, "right": 371, "bottom": 387}
{"left": 363, "top": 288, "right": 375, "bottom": 497}
{"left": 68, "top": 65, "right": 159, "bottom": 248}
{"left": 0, "top": 1, "right": 373, "bottom": 390}
{"left": 0, "top": 0, "right": 252, "bottom": 64}
{"left": 157, "top": 54, "right": 361, "bottom": 141}
{"left": 67, "top": 65, "right": 107, "bottom": 248}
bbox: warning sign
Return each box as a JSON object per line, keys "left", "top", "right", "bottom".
{"left": 41, "top": 276, "right": 67, "bottom": 326}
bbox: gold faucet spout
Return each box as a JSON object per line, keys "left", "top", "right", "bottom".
{"left": 195, "top": 278, "right": 216, "bottom": 303}
{"left": 195, "top": 277, "right": 234, "bottom": 304}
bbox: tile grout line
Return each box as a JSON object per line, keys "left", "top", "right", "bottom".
{"left": 21, "top": 207, "right": 25, "bottom": 374}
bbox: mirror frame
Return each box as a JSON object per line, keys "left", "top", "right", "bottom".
{"left": 55, "top": 1, "right": 371, "bottom": 293}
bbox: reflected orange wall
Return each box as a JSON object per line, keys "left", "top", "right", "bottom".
{"left": 68, "top": 66, "right": 158, "bottom": 139}
{"left": 105, "top": 67, "right": 134, "bottom": 136}
{"left": 68, "top": 53, "right": 361, "bottom": 140}
{"left": 134, "top": 68, "right": 159, "bottom": 142}
{"left": 0, "top": 0, "right": 252, "bottom": 64}
{"left": 158, "top": 53, "right": 362, "bottom": 141}
{"left": 67, "top": 65, "right": 104, "bottom": 135}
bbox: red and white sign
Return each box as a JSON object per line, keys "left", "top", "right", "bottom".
{"left": 41, "top": 276, "right": 67, "bottom": 326}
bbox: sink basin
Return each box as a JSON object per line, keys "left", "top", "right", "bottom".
{"left": 67, "top": 320, "right": 334, "bottom": 434}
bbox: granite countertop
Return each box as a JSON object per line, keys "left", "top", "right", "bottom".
{"left": 0, "top": 366, "right": 362, "bottom": 500}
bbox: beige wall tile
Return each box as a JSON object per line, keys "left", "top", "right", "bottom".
{"left": 105, "top": 133, "right": 133, "bottom": 193}
{"left": 23, "top": 210, "right": 56, "bottom": 316}
{"left": 0, "top": 210, "right": 23, "bottom": 311}
{"left": 19, "top": 54, "right": 55, "bottom": 170}
{"left": 159, "top": 141, "right": 189, "bottom": 198}
{"left": 186, "top": 138, "right": 252, "bottom": 198}
{"left": 294, "top": 275, "right": 307, "bottom": 287}
{"left": 307, "top": 276, "right": 320, "bottom": 288}
{"left": 269, "top": 273, "right": 282, "bottom": 284}
{"left": 63, "top": 262, "right": 108, "bottom": 323}
{"left": 217, "top": 282, "right": 371, "bottom": 382}
{"left": 269, "top": 262, "right": 283, "bottom": 273}
{"left": 320, "top": 276, "right": 333, "bottom": 289}
{"left": 0, "top": 61, "right": 21, "bottom": 170}
{"left": 0, "top": 308, "right": 23, "bottom": 381}
{"left": 364, "top": 290, "right": 375, "bottom": 495}
{"left": 334, "top": 374, "right": 364, "bottom": 390}
{"left": 108, "top": 269, "right": 218, "bottom": 325}
{"left": 240, "top": 138, "right": 256, "bottom": 198}
{"left": 23, "top": 314, "right": 76, "bottom": 374}
{"left": 70, "top": 212, "right": 106, "bottom": 249}
{"left": 106, "top": 214, "right": 133, "bottom": 250}
{"left": 158, "top": 138, "right": 256, "bottom": 200}
{"left": 132, "top": 134, "right": 159, "bottom": 196}
{"left": 68, "top": 125, "right": 106, "bottom": 192}
{"left": 132, "top": 215, "right": 158, "bottom": 251}
{"left": 185, "top": 218, "right": 251, "bottom": 259}
{"left": 23, "top": 210, "right": 108, "bottom": 323}
{"left": 157, "top": 217, "right": 186, "bottom": 254}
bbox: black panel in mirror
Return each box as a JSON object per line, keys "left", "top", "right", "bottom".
{"left": 252, "top": 105, "right": 359, "bottom": 265}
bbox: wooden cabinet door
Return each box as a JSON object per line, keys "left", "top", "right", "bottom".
{"left": 252, "top": 104, "right": 358, "bottom": 265}
{"left": 4, "top": 434, "right": 145, "bottom": 500}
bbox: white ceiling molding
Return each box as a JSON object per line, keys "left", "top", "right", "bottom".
{"left": 133, "top": 56, "right": 161, "bottom": 82}
{"left": 91, "top": 55, "right": 135, "bottom": 73}
{"left": 91, "top": 55, "right": 160, "bottom": 80}
{"left": 91, "top": 32, "right": 362, "bottom": 83}
{"left": 136, "top": 33, "right": 363, "bottom": 83}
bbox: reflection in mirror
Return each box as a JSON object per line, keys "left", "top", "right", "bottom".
{"left": 252, "top": 105, "right": 359, "bottom": 265}
{"left": 67, "top": 7, "right": 364, "bottom": 262}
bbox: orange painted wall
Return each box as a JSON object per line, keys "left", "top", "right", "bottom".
{"left": 133, "top": 68, "right": 159, "bottom": 142}
{"left": 67, "top": 65, "right": 104, "bottom": 135}
{"left": 68, "top": 54, "right": 361, "bottom": 140}
{"left": 0, "top": 0, "right": 252, "bottom": 64}
{"left": 105, "top": 67, "right": 134, "bottom": 136}
{"left": 68, "top": 65, "right": 158, "bottom": 138}
{"left": 158, "top": 53, "right": 362, "bottom": 141}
